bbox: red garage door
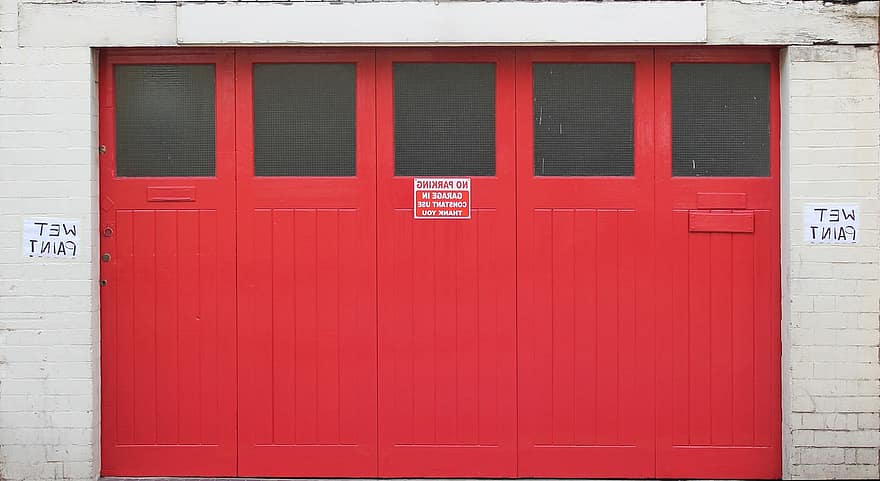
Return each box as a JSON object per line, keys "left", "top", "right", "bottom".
{"left": 653, "top": 48, "right": 782, "bottom": 478}
{"left": 99, "top": 50, "right": 238, "bottom": 476}
{"left": 234, "top": 49, "right": 378, "bottom": 477}
{"left": 515, "top": 48, "right": 657, "bottom": 477}
{"left": 376, "top": 49, "right": 518, "bottom": 477}
{"left": 100, "top": 47, "right": 780, "bottom": 480}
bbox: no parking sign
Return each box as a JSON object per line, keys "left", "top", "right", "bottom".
{"left": 413, "top": 178, "right": 471, "bottom": 219}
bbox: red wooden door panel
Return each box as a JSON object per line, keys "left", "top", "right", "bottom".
{"left": 654, "top": 48, "right": 782, "bottom": 479}
{"left": 99, "top": 46, "right": 783, "bottom": 480}
{"left": 235, "top": 49, "right": 378, "bottom": 477}
{"left": 99, "top": 50, "right": 237, "bottom": 476}
{"left": 515, "top": 48, "right": 656, "bottom": 478}
{"left": 376, "top": 48, "right": 518, "bottom": 477}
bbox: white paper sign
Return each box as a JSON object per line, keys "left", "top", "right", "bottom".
{"left": 803, "top": 204, "right": 859, "bottom": 244}
{"left": 413, "top": 177, "right": 471, "bottom": 219}
{"left": 22, "top": 219, "right": 80, "bottom": 258}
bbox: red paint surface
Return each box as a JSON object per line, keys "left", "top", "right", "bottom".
{"left": 377, "top": 48, "right": 518, "bottom": 477}
{"left": 100, "top": 47, "right": 781, "bottom": 479}
{"left": 689, "top": 211, "right": 756, "bottom": 233}
{"left": 654, "top": 48, "right": 782, "bottom": 479}
{"left": 99, "top": 50, "right": 238, "bottom": 477}
{"left": 234, "top": 49, "right": 378, "bottom": 477}
{"left": 515, "top": 48, "right": 657, "bottom": 478}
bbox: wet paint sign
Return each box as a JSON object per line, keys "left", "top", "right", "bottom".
{"left": 414, "top": 178, "right": 471, "bottom": 219}
{"left": 23, "top": 218, "right": 80, "bottom": 258}
{"left": 804, "top": 204, "right": 859, "bottom": 244}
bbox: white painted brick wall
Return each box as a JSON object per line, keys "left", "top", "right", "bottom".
{"left": 0, "top": 0, "right": 99, "bottom": 479}
{"left": 1, "top": 2, "right": 879, "bottom": 481}
{"left": 786, "top": 45, "right": 880, "bottom": 480}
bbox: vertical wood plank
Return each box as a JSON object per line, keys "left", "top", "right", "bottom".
{"left": 709, "top": 232, "right": 734, "bottom": 445}
{"left": 337, "top": 209, "right": 362, "bottom": 444}
{"left": 532, "top": 210, "right": 554, "bottom": 445}
{"left": 457, "top": 215, "right": 480, "bottom": 444}
{"left": 595, "top": 210, "right": 620, "bottom": 444}
{"left": 294, "top": 209, "right": 319, "bottom": 443}
{"left": 272, "top": 209, "right": 296, "bottom": 444}
{"left": 671, "top": 211, "right": 691, "bottom": 446}
{"left": 155, "top": 210, "right": 180, "bottom": 444}
{"left": 316, "top": 209, "right": 341, "bottom": 444}
{"left": 388, "top": 210, "right": 415, "bottom": 443}
{"left": 412, "top": 218, "right": 437, "bottom": 442}
{"left": 477, "top": 210, "right": 501, "bottom": 445}
{"left": 573, "top": 209, "right": 598, "bottom": 445}
{"left": 115, "top": 210, "right": 135, "bottom": 445}
{"left": 132, "top": 210, "right": 158, "bottom": 444}
{"left": 198, "top": 210, "right": 221, "bottom": 443}
{"left": 688, "top": 230, "right": 712, "bottom": 446}
{"left": 617, "top": 210, "right": 638, "bottom": 443}
{"left": 551, "top": 209, "right": 575, "bottom": 445}
{"left": 177, "top": 209, "right": 202, "bottom": 445}
{"left": 434, "top": 222, "right": 459, "bottom": 443}
{"left": 732, "top": 230, "right": 756, "bottom": 446}
{"left": 753, "top": 211, "right": 775, "bottom": 447}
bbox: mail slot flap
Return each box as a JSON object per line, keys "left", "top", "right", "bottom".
{"left": 689, "top": 211, "right": 754, "bottom": 233}
{"left": 147, "top": 186, "right": 196, "bottom": 202}
{"left": 695, "top": 192, "right": 747, "bottom": 209}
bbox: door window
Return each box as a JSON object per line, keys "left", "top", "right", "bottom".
{"left": 533, "top": 63, "right": 634, "bottom": 176}
{"left": 114, "top": 64, "right": 216, "bottom": 177}
{"left": 253, "top": 63, "right": 356, "bottom": 176}
{"left": 393, "top": 63, "right": 496, "bottom": 176}
{"left": 671, "top": 63, "right": 770, "bottom": 177}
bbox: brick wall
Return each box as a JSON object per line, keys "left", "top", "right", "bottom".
{"left": 0, "top": 0, "right": 99, "bottom": 479}
{"left": 785, "top": 45, "right": 880, "bottom": 479}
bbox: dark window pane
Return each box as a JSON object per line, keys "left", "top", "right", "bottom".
{"left": 394, "top": 63, "right": 495, "bottom": 176}
{"left": 672, "top": 63, "right": 770, "bottom": 177}
{"left": 115, "top": 64, "right": 215, "bottom": 177}
{"left": 534, "top": 63, "right": 634, "bottom": 176}
{"left": 254, "top": 63, "right": 356, "bottom": 176}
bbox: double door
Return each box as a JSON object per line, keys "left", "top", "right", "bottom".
{"left": 100, "top": 47, "right": 780, "bottom": 479}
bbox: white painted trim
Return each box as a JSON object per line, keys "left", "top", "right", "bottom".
{"left": 779, "top": 46, "right": 793, "bottom": 481}
{"left": 16, "top": 1, "right": 879, "bottom": 48}
{"left": 18, "top": 3, "right": 177, "bottom": 47}
{"left": 176, "top": 2, "right": 707, "bottom": 45}
{"left": 707, "top": 0, "right": 878, "bottom": 46}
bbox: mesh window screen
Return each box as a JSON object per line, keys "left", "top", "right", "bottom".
{"left": 254, "top": 63, "right": 356, "bottom": 176}
{"left": 534, "top": 63, "right": 634, "bottom": 176}
{"left": 394, "top": 63, "right": 495, "bottom": 176}
{"left": 114, "top": 64, "right": 215, "bottom": 177}
{"left": 672, "top": 63, "right": 770, "bottom": 177}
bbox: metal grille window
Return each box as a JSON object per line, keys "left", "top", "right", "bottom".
{"left": 672, "top": 63, "right": 770, "bottom": 177}
{"left": 253, "top": 63, "right": 356, "bottom": 176}
{"left": 114, "top": 64, "right": 216, "bottom": 177}
{"left": 533, "top": 63, "right": 634, "bottom": 176}
{"left": 394, "top": 63, "right": 495, "bottom": 176}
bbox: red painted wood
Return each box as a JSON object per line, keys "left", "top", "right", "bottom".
{"left": 99, "top": 46, "right": 782, "bottom": 480}
{"left": 146, "top": 186, "right": 197, "bottom": 202}
{"left": 99, "top": 49, "right": 237, "bottom": 476}
{"left": 376, "top": 48, "right": 518, "bottom": 477}
{"left": 515, "top": 48, "right": 656, "bottom": 478}
{"left": 234, "top": 49, "right": 378, "bottom": 477}
{"left": 689, "top": 211, "right": 755, "bottom": 233}
{"left": 654, "top": 48, "right": 782, "bottom": 479}
{"left": 696, "top": 192, "right": 748, "bottom": 209}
